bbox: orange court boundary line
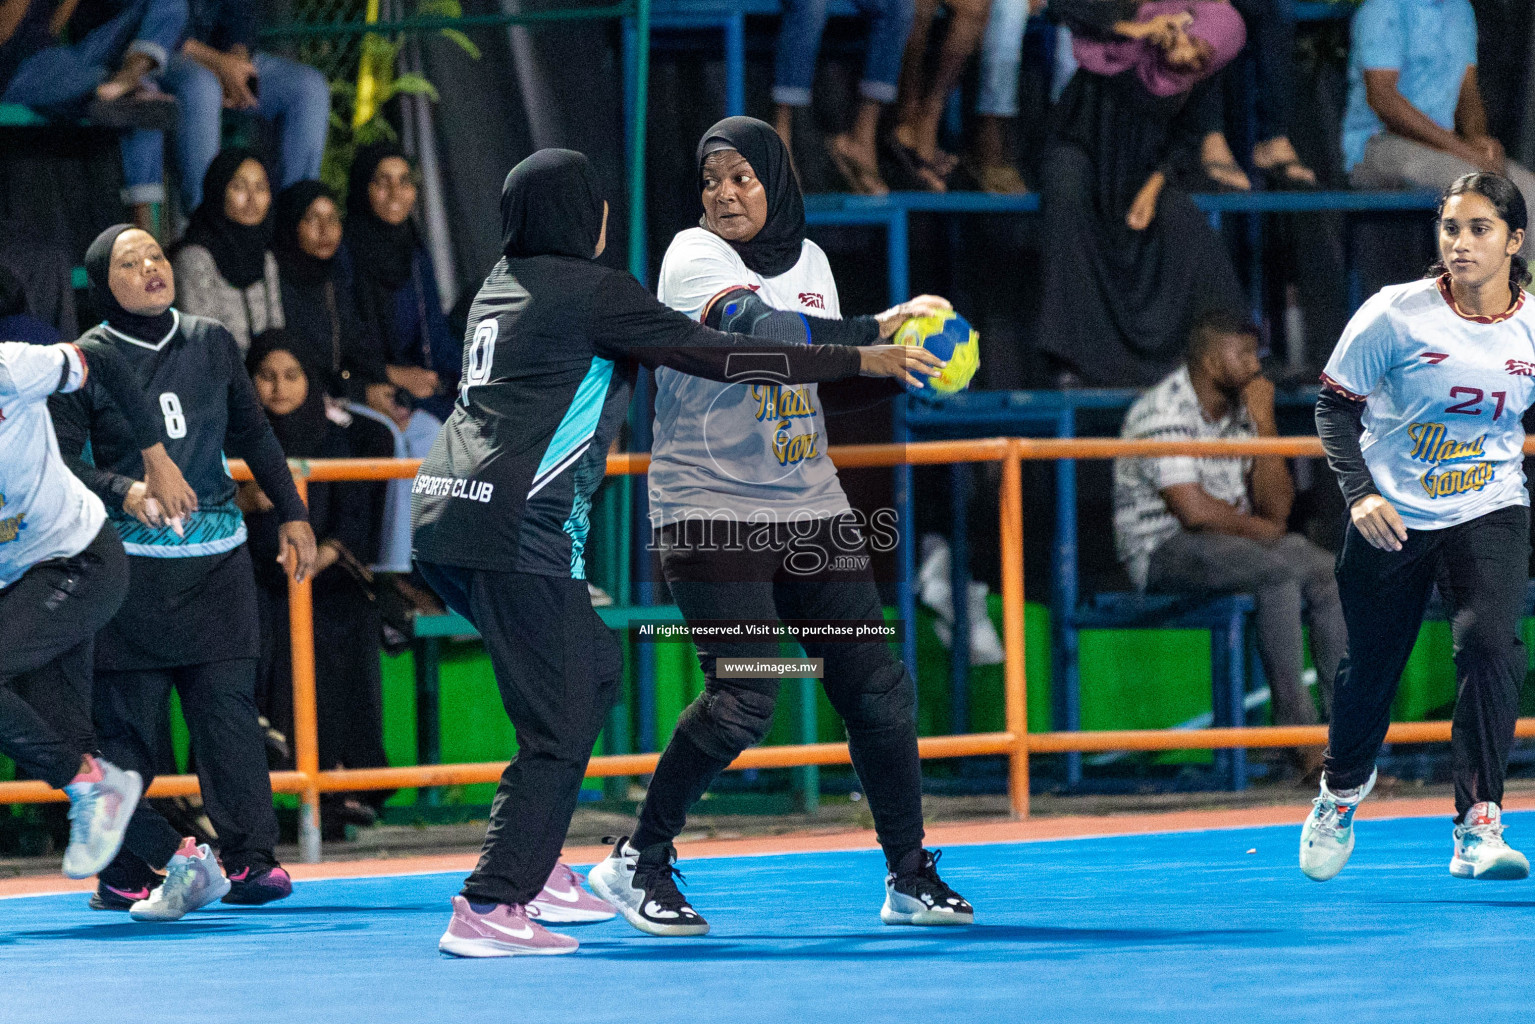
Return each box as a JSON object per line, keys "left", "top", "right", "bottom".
{"left": 6, "top": 792, "right": 1532, "bottom": 901}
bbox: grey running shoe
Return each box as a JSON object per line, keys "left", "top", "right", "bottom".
{"left": 1451, "top": 802, "right": 1530, "bottom": 880}
{"left": 129, "top": 838, "right": 231, "bottom": 921}
{"left": 62, "top": 756, "right": 142, "bottom": 880}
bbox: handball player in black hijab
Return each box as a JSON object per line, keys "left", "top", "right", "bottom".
{"left": 416, "top": 148, "right": 942, "bottom": 958}
{"left": 584, "top": 115, "right": 972, "bottom": 939}
{"left": 51, "top": 225, "right": 316, "bottom": 920}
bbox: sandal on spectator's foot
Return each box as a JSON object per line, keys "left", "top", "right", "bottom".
{"left": 1200, "top": 159, "right": 1251, "bottom": 192}
{"left": 1256, "top": 159, "right": 1317, "bottom": 190}
{"left": 86, "top": 88, "right": 178, "bottom": 132}
{"left": 827, "top": 135, "right": 889, "bottom": 196}
{"left": 888, "top": 138, "right": 948, "bottom": 193}
{"left": 966, "top": 159, "right": 1030, "bottom": 195}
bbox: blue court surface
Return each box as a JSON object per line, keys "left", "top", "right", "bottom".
{"left": 4, "top": 812, "right": 1535, "bottom": 1023}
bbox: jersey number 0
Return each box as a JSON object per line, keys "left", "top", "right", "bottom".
{"left": 462, "top": 320, "right": 499, "bottom": 397}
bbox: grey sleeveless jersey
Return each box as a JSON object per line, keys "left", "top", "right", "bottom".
{"left": 649, "top": 229, "right": 851, "bottom": 527}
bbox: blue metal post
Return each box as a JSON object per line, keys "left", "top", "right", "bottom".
{"left": 725, "top": 12, "right": 745, "bottom": 116}
{"left": 887, "top": 209, "right": 910, "bottom": 305}
{"left": 1054, "top": 406, "right": 1081, "bottom": 786}
{"left": 886, "top": 208, "right": 917, "bottom": 682}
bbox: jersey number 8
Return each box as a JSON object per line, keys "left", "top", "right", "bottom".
{"left": 159, "top": 392, "right": 187, "bottom": 439}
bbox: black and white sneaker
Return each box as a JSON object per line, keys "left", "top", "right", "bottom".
{"left": 586, "top": 836, "right": 710, "bottom": 937}
{"left": 880, "top": 848, "right": 974, "bottom": 926}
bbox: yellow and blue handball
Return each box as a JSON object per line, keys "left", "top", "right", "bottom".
{"left": 893, "top": 311, "right": 979, "bottom": 396}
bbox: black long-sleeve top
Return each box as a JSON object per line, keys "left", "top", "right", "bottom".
{"left": 411, "top": 255, "right": 863, "bottom": 577}
{"left": 52, "top": 311, "right": 307, "bottom": 556}
{"left": 1315, "top": 384, "right": 1381, "bottom": 508}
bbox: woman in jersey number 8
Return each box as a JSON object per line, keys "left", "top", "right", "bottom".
{"left": 587, "top": 116, "right": 974, "bottom": 935}
{"left": 1306, "top": 172, "right": 1535, "bottom": 882}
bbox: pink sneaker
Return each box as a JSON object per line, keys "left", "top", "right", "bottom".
{"left": 438, "top": 896, "right": 579, "bottom": 957}
{"left": 530, "top": 861, "right": 617, "bottom": 923}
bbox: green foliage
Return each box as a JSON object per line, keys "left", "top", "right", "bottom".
{"left": 320, "top": 0, "right": 479, "bottom": 201}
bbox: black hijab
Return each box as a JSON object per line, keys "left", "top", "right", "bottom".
{"left": 274, "top": 180, "right": 336, "bottom": 288}
{"left": 500, "top": 149, "right": 604, "bottom": 260}
{"left": 346, "top": 141, "right": 418, "bottom": 290}
{"left": 245, "top": 330, "right": 330, "bottom": 458}
{"left": 696, "top": 116, "right": 805, "bottom": 278}
{"left": 180, "top": 147, "right": 274, "bottom": 290}
{"left": 85, "top": 223, "right": 176, "bottom": 342}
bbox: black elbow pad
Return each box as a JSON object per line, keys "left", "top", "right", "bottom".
{"left": 705, "top": 288, "right": 810, "bottom": 345}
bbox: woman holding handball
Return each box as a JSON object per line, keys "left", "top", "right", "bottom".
{"left": 1304, "top": 173, "right": 1535, "bottom": 882}
{"left": 588, "top": 116, "right": 975, "bottom": 936}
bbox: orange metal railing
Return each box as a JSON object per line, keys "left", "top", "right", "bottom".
{"left": 8, "top": 434, "right": 1535, "bottom": 861}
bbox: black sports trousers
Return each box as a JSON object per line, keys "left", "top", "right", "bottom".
{"left": 415, "top": 561, "right": 622, "bottom": 907}
{"left": 94, "top": 545, "right": 280, "bottom": 880}
{"left": 1326, "top": 503, "right": 1529, "bottom": 819}
{"left": 630, "top": 515, "right": 925, "bottom": 868}
{"left": 0, "top": 524, "right": 127, "bottom": 789}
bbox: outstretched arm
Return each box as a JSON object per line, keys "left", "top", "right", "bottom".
{"left": 590, "top": 273, "right": 943, "bottom": 387}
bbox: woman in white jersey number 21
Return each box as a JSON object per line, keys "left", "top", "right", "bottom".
{"left": 588, "top": 116, "right": 976, "bottom": 935}
{"left": 1305, "top": 173, "right": 1535, "bottom": 883}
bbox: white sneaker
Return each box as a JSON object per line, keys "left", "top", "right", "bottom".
{"left": 1450, "top": 802, "right": 1530, "bottom": 880}
{"left": 130, "top": 838, "right": 231, "bottom": 921}
{"left": 61, "top": 756, "right": 143, "bottom": 879}
{"left": 587, "top": 836, "right": 709, "bottom": 937}
{"left": 1299, "top": 768, "right": 1376, "bottom": 881}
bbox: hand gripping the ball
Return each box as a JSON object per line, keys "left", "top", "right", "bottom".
{"left": 858, "top": 344, "right": 946, "bottom": 390}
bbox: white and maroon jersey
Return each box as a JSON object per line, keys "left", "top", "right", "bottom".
{"left": 1322, "top": 276, "right": 1535, "bottom": 530}
{"left": 649, "top": 228, "right": 852, "bottom": 526}
{"left": 0, "top": 341, "right": 105, "bottom": 587}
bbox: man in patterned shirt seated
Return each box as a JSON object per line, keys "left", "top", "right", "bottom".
{"left": 1112, "top": 310, "right": 1346, "bottom": 776}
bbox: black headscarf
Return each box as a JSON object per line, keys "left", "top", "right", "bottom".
{"left": 245, "top": 329, "right": 330, "bottom": 458}
{"left": 180, "top": 147, "right": 274, "bottom": 290}
{"left": 346, "top": 142, "right": 420, "bottom": 356}
{"left": 346, "top": 141, "right": 418, "bottom": 289}
{"left": 85, "top": 223, "right": 176, "bottom": 342}
{"left": 500, "top": 149, "right": 605, "bottom": 260}
{"left": 695, "top": 116, "right": 805, "bottom": 278}
{"left": 274, "top": 180, "right": 336, "bottom": 288}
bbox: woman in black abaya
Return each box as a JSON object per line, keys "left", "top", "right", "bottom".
{"left": 1038, "top": 0, "right": 1249, "bottom": 387}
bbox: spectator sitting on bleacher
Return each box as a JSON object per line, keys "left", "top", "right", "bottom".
{"left": 341, "top": 141, "right": 459, "bottom": 431}
{"left": 1113, "top": 311, "right": 1345, "bottom": 771}
{"left": 132, "top": 0, "right": 330, "bottom": 217}
{"left": 966, "top": 0, "right": 1042, "bottom": 194}
{"left": 773, "top": 0, "right": 914, "bottom": 195}
{"left": 241, "top": 330, "right": 391, "bottom": 834}
{"left": 0, "top": 264, "right": 59, "bottom": 345}
{"left": 0, "top": 0, "right": 183, "bottom": 217}
{"left": 891, "top": 0, "right": 992, "bottom": 191}
{"left": 171, "top": 146, "right": 283, "bottom": 352}
{"left": 272, "top": 180, "right": 389, "bottom": 408}
{"left": 1344, "top": 0, "right": 1534, "bottom": 257}
{"left": 1037, "top": 0, "right": 1247, "bottom": 386}
{"left": 340, "top": 142, "right": 457, "bottom": 581}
